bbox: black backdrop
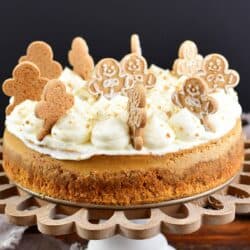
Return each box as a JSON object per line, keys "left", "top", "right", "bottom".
{"left": 0, "top": 0, "right": 249, "bottom": 134}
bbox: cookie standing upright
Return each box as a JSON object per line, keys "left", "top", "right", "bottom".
{"left": 19, "top": 41, "right": 63, "bottom": 79}
{"left": 35, "top": 79, "right": 74, "bottom": 141}
{"left": 198, "top": 53, "right": 239, "bottom": 91}
{"left": 130, "top": 34, "right": 142, "bottom": 56}
{"left": 172, "top": 40, "right": 203, "bottom": 77}
{"left": 127, "top": 83, "right": 147, "bottom": 150}
{"left": 68, "top": 37, "right": 94, "bottom": 80}
{"left": 88, "top": 58, "right": 133, "bottom": 99}
{"left": 2, "top": 62, "right": 48, "bottom": 115}
{"left": 172, "top": 76, "right": 218, "bottom": 131}
{"left": 121, "top": 53, "right": 156, "bottom": 89}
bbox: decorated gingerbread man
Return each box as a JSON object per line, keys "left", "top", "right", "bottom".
{"left": 19, "top": 41, "right": 63, "bottom": 79}
{"left": 127, "top": 83, "right": 147, "bottom": 150}
{"left": 35, "top": 80, "right": 74, "bottom": 141}
{"left": 68, "top": 37, "right": 94, "bottom": 80}
{"left": 172, "top": 77, "right": 218, "bottom": 131}
{"left": 198, "top": 53, "right": 239, "bottom": 91}
{"left": 2, "top": 62, "right": 48, "bottom": 115}
{"left": 172, "top": 40, "right": 203, "bottom": 77}
{"left": 88, "top": 58, "right": 132, "bottom": 99}
{"left": 121, "top": 53, "right": 156, "bottom": 89}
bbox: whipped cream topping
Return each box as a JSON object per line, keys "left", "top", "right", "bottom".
{"left": 144, "top": 113, "right": 175, "bottom": 149}
{"left": 169, "top": 108, "right": 206, "bottom": 141}
{"left": 5, "top": 66, "right": 242, "bottom": 160}
{"left": 91, "top": 118, "right": 130, "bottom": 150}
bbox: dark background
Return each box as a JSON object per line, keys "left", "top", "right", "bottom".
{"left": 0, "top": 0, "right": 249, "bottom": 134}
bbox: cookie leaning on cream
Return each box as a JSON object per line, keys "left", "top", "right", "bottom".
{"left": 2, "top": 35, "right": 243, "bottom": 206}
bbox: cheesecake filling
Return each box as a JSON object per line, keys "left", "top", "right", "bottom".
{"left": 5, "top": 66, "right": 242, "bottom": 160}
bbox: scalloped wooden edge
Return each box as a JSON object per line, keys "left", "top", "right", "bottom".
{"left": 0, "top": 139, "right": 249, "bottom": 240}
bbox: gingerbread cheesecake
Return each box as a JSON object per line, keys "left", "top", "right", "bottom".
{"left": 2, "top": 36, "right": 244, "bottom": 206}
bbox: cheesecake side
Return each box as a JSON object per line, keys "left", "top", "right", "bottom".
{"left": 3, "top": 119, "right": 244, "bottom": 206}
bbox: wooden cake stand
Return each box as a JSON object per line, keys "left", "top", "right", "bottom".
{"left": 0, "top": 138, "right": 250, "bottom": 250}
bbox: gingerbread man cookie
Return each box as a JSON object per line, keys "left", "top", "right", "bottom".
{"left": 127, "top": 83, "right": 147, "bottom": 150}
{"left": 19, "top": 41, "right": 63, "bottom": 79}
{"left": 2, "top": 62, "right": 48, "bottom": 115}
{"left": 172, "top": 40, "right": 203, "bottom": 77}
{"left": 172, "top": 76, "right": 218, "bottom": 131}
{"left": 35, "top": 79, "right": 74, "bottom": 141}
{"left": 198, "top": 53, "right": 239, "bottom": 91}
{"left": 130, "top": 34, "right": 142, "bottom": 56}
{"left": 68, "top": 37, "right": 94, "bottom": 80}
{"left": 121, "top": 53, "right": 156, "bottom": 89}
{"left": 88, "top": 58, "right": 132, "bottom": 99}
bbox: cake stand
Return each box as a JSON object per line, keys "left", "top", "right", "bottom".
{"left": 0, "top": 138, "right": 250, "bottom": 250}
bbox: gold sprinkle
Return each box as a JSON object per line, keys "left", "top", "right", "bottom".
{"left": 166, "top": 111, "right": 172, "bottom": 117}
{"left": 166, "top": 133, "right": 170, "bottom": 138}
{"left": 164, "top": 85, "right": 169, "bottom": 91}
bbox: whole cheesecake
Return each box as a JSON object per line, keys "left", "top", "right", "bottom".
{"left": 2, "top": 38, "right": 244, "bottom": 206}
